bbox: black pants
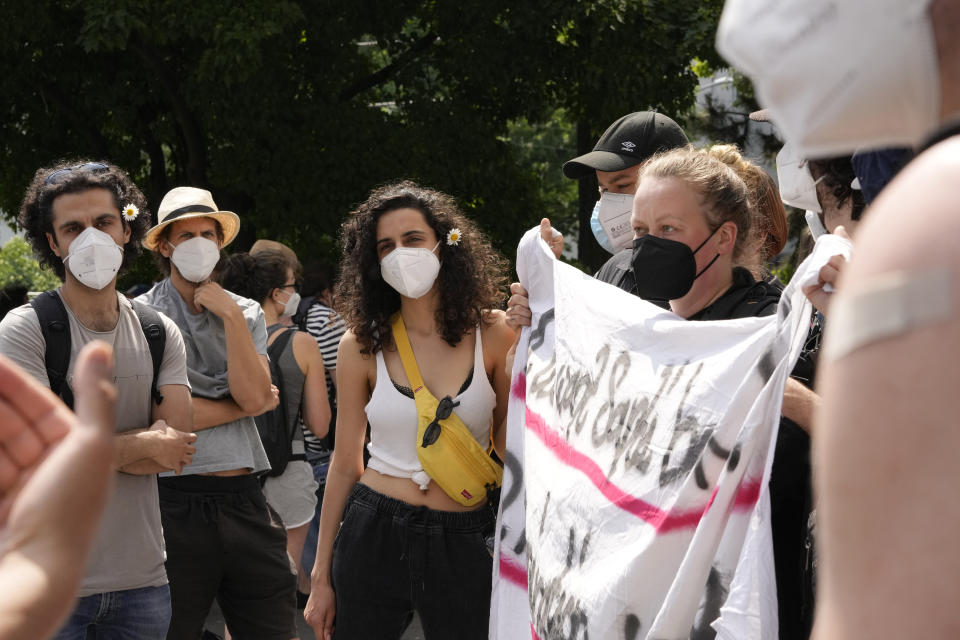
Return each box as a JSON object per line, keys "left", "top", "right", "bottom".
{"left": 158, "top": 474, "right": 297, "bottom": 640}
{"left": 331, "top": 483, "right": 494, "bottom": 640}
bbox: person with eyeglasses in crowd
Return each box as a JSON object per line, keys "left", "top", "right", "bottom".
{"left": 304, "top": 181, "right": 515, "bottom": 640}
{"left": 219, "top": 248, "right": 331, "bottom": 613}
{"left": 0, "top": 161, "right": 195, "bottom": 639}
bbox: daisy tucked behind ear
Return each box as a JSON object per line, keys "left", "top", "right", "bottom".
{"left": 122, "top": 203, "right": 139, "bottom": 221}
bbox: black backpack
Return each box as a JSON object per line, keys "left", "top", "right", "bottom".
{"left": 291, "top": 295, "right": 316, "bottom": 332}
{"left": 256, "top": 325, "right": 305, "bottom": 477}
{"left": 31, "top": 291, "right": 166, "bottom": 409}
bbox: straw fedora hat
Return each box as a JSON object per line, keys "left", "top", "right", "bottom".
{"left": 143, "top": 186, "right": 240, "bottom": 250}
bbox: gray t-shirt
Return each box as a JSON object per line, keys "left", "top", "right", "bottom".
{"left": 139, "top": 279, "right": 270, "bottom": 475}
{"left": 0, "top": 290, "right": 190, "bottom": 596}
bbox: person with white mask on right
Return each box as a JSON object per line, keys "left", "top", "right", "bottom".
{"left": 719, "top": 1, "right": 960, "bottom": 638}
{"left": 138, "top": 187, "right": 298, "bottom": 639}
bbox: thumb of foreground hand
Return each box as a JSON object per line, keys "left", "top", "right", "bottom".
{"left": 74, "top": 341, "right": 117, "bottom": 438}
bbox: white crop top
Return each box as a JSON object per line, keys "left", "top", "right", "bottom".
{"left": 365, "top": 327, "right": 497, "bottom": 490}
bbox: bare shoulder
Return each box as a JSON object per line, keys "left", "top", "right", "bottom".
{"left": 336, "top": 329, "right": 378, "bottom": 393}
{"left": 291, "top": 330, "right": 322, "bottom": 372}
{"left": 480, "top": 309, "right": 516, "bottom": 354}
{"left": 337, "top": 329, "right": 376, "bottom": 366}
{"left": 293, "top": 330, "right": 320, "bottom": 353}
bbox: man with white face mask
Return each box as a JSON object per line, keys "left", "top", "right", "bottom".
{"left": 720, "top": 1, "right": 960, "bottom": 638}
{"left": 139, "top": 187, "right": 298, "bottom": 639}
{"left": 563, "top": 111, "right": 690, "bottom": 295}
{"left": 0, "top": 160, "right": 195, "bottom": 639}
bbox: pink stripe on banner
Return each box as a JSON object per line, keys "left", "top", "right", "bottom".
{"left": 734, "top": 478, "right": 762, "bottom": 510}
{"left": 531, "top": 624, "right": 541, "bottom": 640}
{"left": 524, "top": 408, "right": 762, "bottom": 533}
{"left": 511, "top": 371, "right": 526, "bottom": 400}
{"left": 498, "top": 556, "right": 528, "bottom": 589}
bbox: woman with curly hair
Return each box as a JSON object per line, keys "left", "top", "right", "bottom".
{"left": 304, "top": 181, "right": 515, "bottom": 640}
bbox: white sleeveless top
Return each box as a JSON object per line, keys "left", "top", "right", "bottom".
{"left": 365, "top": 327, "right": 497, "bottom": 490}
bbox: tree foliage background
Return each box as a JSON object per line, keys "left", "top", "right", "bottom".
{"left": 1, "top": 0, "right": 728, "bottom": 285}
{"left": 0, "top": 237, "right": 60, "bottom": 291}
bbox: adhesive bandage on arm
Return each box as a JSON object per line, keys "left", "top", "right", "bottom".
{"left": 824, "top": 268, "right": 954, "bottom": 361}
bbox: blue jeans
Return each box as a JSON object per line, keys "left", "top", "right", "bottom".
{"left": 52, "top": 584, "right": 171, "bottom": 640}
{"left": 299, "top": 455, "right": 330, "bottom": 580}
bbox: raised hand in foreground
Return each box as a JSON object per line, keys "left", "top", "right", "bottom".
{"left": 0, "top": 341, "right": 116, "bottom": 640}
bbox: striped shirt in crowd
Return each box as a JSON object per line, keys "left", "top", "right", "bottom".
{"left": 301, "top": 301, "right": 346, "bottom": 455}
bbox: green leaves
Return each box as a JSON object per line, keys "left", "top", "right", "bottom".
{"left": 0, "top": 0, "right": 725, "bottom": 276}
{"left": 0, "top": 238, "right": 60, "bottom": 292}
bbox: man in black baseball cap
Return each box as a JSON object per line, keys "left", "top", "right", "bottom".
{"left": 564, "top": 111, "right": 689, "bottom": 295}
{"left": 563, "top": 111, "right": 689, "bottom": 179}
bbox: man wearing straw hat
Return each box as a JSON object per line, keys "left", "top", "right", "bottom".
{"left": 139, "top": 187, "right": 297, "bottom": 640}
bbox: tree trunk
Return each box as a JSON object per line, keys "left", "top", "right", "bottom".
{"left": 576, "top": 119, "right": 602, "bottom": 272}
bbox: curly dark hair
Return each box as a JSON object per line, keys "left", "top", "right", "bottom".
{"left": 336, "top": 180, "right": 509, "bottom": 354}
{"left": 18, "top": 160, "right": 151, "bottom": 280}
{"left": 218, "top": 250, "right": 292, "bottom": 304}
{"left": 808, "top": 156, "right": 866, "bottom": 221}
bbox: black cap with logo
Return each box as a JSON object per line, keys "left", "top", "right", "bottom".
{"left": 562, "top": 111, "right": 689, "bottom": 179}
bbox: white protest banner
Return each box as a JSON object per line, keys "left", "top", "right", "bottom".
{"left": 491, "top": 229, "right": 851, "bottom": 640}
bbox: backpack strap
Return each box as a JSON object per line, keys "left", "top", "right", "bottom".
{"left": 268, "top": 326, "right": 297, "bottom": 359}
{"left": 266, "top": 328, "right": 289, "bottom": 409}
{"left": 266, "top": 326, "right": 302, "bottom": 454}
{"left": 293, "top": 296, "right": 316, "bottom": 332}
{"left": 30, "top": 291, "right": 74, "bottom": 408}
{"left": 131, "top": 300, "right": 166, "bottom": 406}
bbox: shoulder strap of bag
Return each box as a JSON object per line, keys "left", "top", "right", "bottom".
{"left": 30, "top": 291, "right": 74, "bottom": 408}
{"left": 268, "top": 326, "right": 296, "bottom": 359}
{"left": 390, "top": 313, "right": 430, "bottom": 400}
{"left": 267, "top": 327, "right": 296, "bottom": 419}
{"left": 131, "top": 299, "right": 166, "bottom": 406}
{"left": 267, "top": 327, "right": 300, "bottom": 437}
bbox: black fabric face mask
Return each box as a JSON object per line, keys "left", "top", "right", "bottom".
{"left": 630, "top": 227, "right": 721, "bottom": 301}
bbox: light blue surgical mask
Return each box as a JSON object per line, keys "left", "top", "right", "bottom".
{"left": 590, "top": 200, "right": 616, "bottom": 254}
{"left": 592, "top": 192, "right": 636, "bottom": 254}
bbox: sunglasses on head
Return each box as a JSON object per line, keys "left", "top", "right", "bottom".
{"left": 44, "top": 162, "right": 110, "bottom": 186}
{"left": 421, "top": 396, "right": 460, "bottom": 448}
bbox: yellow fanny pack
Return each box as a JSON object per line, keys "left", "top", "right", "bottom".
{"left": 391, "top": 313, "right": 503, "bottom": 507}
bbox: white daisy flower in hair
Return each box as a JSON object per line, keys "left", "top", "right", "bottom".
{"left": 122, "top": 203, "right": 139, "bottom": 222}
{"left": 446, "top": 227, "right": 462, "bottom": 246}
